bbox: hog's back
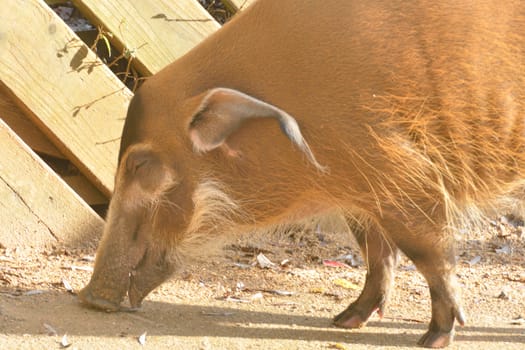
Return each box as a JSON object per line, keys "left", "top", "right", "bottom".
{"left": 147, "top": 0, "right": 525, "bottom": 220}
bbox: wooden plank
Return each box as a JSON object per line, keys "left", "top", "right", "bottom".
{"left": 0, "top": 83, "right": 63, "bottom": 158}
{"left": 0, "top": 0, "right": 132, "bottom": 196}
{"left": 0, "top": 119, "right": 104, "bottom": 249}
{"left": 0, "top": 180, "right": 56, "bottom": 248}
{"left": 222, "top": 0, "right": 256, "bottom": 12}
{"left": 63, "top": 175, "right": 107, "bottom": 206}
{"left": 72, "top": 0, "right": 221, "bottom": 75}
{"left": 0, "top": 93, "right": 108, "bottom": 206}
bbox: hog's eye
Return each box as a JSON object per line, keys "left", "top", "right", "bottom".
{"left": 132, "top": 158, "right": 148, "bottom": 173}
{"left": 122, "top": 145, "right": 168, "bottom": 192}
{"left": 126, "top": 149, "right": 157, "bottom": 176}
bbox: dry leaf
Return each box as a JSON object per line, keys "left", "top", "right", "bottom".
{"left": 250, "top": 292, "right": 263, "bottom": 300}
{"left": 280, "top": 259, "right": 291, "bottom": 266}
{"left": 333, "top": 278, "right": 360, "bottom": 290}
{"left": 266, "top": 289, "right": 294, "bottom": 296}
{"left": 256, "top": 253, "right": 275, "bottom": 268}
{"left": 60, "top": 334, "right": 71, "bottom": 348}
{"left": 334, "top": 254, "right": 360, "bottom": 267}
{"left": 232, "top": 262, "right": 252, "bottom": 269}
{"left": 309, "top": 287, "right": 326, "bottom": 294}
{"left": 224, "top": 296, "right": 251, "bottom": 303}
{"left": 69, "top": 265, "right": 94, "bottom": 272}
{"left": 138, "top": 331, "right": 147, "bottom": 346}
{"left": 62, "top": 279, "right": 73, "bottom": 293}
{"left": 200, "top": 337, "right": 211, "bottom": 350}
{"left": 236, "top": 281, "right": 245, "bottom": 291}
{"left": 497, "top": 224, "right": 511, "bottom": 238}
{"left": 495, "top": 245, "right": 511, "bottom": 254}
{"left": 468, "top": 256, "right": 481, "bottom": 266}
{"left": 24, "top": 290, "right": 44, "bottom": 296}
{"left": 323, "top": 260, "right": 351, "bottom": 269}
{"left": 43, "top": 323, "right": 58, "bottom": 336}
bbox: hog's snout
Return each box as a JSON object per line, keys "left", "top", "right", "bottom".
{"left": 78, "top": 266, "right": 146, "bottom": 312}
{"left": 79, "top": 242, "right": 174, "bottom": 312}
{"left": 78, "top": 284, "right": 124, "bottom": 312}
{"left": 78, "top": 271, "right": 145, "bottom": 312}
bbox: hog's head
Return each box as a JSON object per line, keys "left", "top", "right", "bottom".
{"left": 78, "top": 87, "right": 324, "bottom": 311}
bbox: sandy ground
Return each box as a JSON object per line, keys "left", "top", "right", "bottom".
{"left": 1, "top": 220, "right": 524, "bottom": 349}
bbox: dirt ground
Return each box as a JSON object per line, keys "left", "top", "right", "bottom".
{"left": 1, "top": 218, "right": 524, "bottom": 350}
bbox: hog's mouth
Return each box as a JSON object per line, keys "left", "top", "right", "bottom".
{"left": 127, "top": 266, "right": 147, "bottom": 310}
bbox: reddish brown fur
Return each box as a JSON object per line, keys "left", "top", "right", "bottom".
{"left": 79, "top": 1, "right": 525, "bottom": 347}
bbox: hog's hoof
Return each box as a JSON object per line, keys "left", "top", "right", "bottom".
{"left": 333, "top": 304, "right": 381, "bottom": 329}
{"left": 417, "top": 330, "right": 454, "bottom": 348}
{"left": 77, "top": 288, "right": 121, "bottom": 312}
{"left": 333, "top": 314, "right": 367, "bottom": 328}
{"left": 119, "top": 305, "right": 141, "bottom": 313}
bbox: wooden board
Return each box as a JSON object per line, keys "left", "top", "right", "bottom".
{"left": 62, "top": 175, "right": 107, "bottom": 206}
{"left": 0, "top": 30, "right": 110, "bottom": 207}
{"left": 223, "top": 0, "right": 256, "bottom": 12}
{"left": 0, "top": 86, "right": 107, "bottom": 206}
{"left": 0, "top": 119, "right": 104, "bottom": 249}
{"left": 72, "top": 0, "right": 220, "bottom": 75}
{"left": 0, "top": 85, "right": 63, "bottom": 159}
{"left": 0, "top": 0, "right": 132, "bottom": 196}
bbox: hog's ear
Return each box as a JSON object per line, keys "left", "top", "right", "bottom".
{"left": 187, "top": 87, "right": 326, "bottom": 172}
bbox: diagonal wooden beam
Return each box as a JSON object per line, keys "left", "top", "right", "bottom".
{"left": 0, "top": 119, "right": 104, "bottom": 248}
{"left": 0, "top": 0, "right": 131, "bottom": 196}
{"left": 72, "top": 0, "right": 221, "bottom": 76}
{"left": 0, "top": 83, "right": 63, "bottom": 159}
{"left": 222, "top": 0, "right": 256, "bottom": 12}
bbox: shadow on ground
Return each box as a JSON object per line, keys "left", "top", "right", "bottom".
{"left": 1, "top": 289, "right": 523, "bottom": 347}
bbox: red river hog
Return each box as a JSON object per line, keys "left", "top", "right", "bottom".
{"left": 79, "top": 1, "right": 525, "bottom": 347}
